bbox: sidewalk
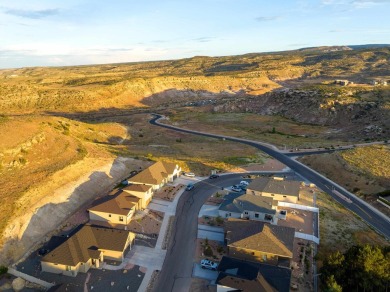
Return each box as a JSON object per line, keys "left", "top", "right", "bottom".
{"left": 132, "top": 181, "right": 187, "bottom": 291}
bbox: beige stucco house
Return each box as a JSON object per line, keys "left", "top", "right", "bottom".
{"left": 122, "top": 184, "right": 153, "bottom": 209}
{"left": 224, "top": 218, "right": 295, "bottom": 266}
{"left": 128, "top": 161, "right": 181, "bottom": 191}
{"left": 246, "top": 177, "right": 301, "bottom": 203}
{"left": 218, "top": 193, "right": 279, "bottom": 224}
{"left": 88, "top": 190, "right": 141, "bottom": 225}
{"left": 41, "top": 225, "right": 134, "bottom": 277}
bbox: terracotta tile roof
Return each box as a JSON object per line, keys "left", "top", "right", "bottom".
{"left": 220, "top": 193, "right": 276, "bottom": 214}
{"left": 128, "top": 161, "right": 178, "bottom": 185}
{"left": 247, "top": 177, "right": 301, "bottom": 197}
{"left": 225, "top": 218, "right": 295, "bottom": 258}
{"left": 217, "top": 256, "right": 291, "bottom": 292}
{"left": 122, "top": 184, "right": 152, "bottom": 193}
{"left": 88, "top": 190, "right": 140, "bottom": 216}
{"left": 42, "top": 225, "right": 131, "bottom": 266}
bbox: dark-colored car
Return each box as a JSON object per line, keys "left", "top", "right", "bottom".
{"left": 209, "top": 174, "right": 219, "bottom": 179}
{"left": 186, "top": 183, "right": 195, "bottom": 191}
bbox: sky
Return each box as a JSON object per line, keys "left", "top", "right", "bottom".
{"left": 0, "top": 0, "right": 390, "bottom": 69}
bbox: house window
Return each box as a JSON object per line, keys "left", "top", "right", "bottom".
{"left": 283, "top": 195, "right": 287, "bottom": 198}
{"left": 108, "top": 214, "right": 111, "bottom": 217}
{"left": 271, "top": 194, "right": 274, "bottom": 196}
{"left": 66, "top": 266, "right": 71, "bottom": 271}
{"left": 252, "top": 191, "right": 255, "bottom": 195}
{"left": 119, "top": 216, "right": 124, "bottom": 222}
{"left": 252, "top": 252, "right": 255, "bottom": 255}
{"left": 263, "top": 255, "right": 267, "bottom": 261}
{"left": 265, "top": 214, "right": 273, "bottom": 221}
{"left": 255, "top": 213, "right": 259, "bottom": 218}
{"left": 244, "top": 211, "right": 248, "bottom": 215}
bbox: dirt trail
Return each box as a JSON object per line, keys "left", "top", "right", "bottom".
{"left": 0, "top": 156, "right": 146, "bottom": 265}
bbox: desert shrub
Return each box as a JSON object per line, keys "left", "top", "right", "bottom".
{"left": 0, "top": 265, "right": 8, "bottom": 275}
{"left": 204, "top": 245, "right": 213, "bottom": 257}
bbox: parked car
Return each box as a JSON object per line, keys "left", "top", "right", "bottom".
{"left": 231, "top": 185, "right": 242, "bottom": 192}
{"left": 184, "top": 172, "right": 195, "bottom": 177}
{"left": 186, "top": 183, "right": 195, "bottom": 191}
{"left": 200, "top": 259, "right": 218, "bottom": 270}
{"left": 239, "top": 181, "right": 249, "bottom": 187}
{"left": 209, "top": 174, "right": 219, "bottom": 179}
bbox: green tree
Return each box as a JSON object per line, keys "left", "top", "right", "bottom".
{"left": 324, "top": 275, "right": 342, "bottom": 292}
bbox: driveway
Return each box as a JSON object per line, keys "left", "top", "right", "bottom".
{"left": 198, "top": 205, "right": 219, "bottom": 218}
{"left": 197, "top": 224, "right": 224, "bottom": 242}
{"left": 192, "top": 264, "right": 218, "bottom": 281}
{"left": 125, "top": 246, "right": 166, "bottom": 271}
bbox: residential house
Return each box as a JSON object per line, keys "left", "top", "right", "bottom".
{"left": 88, "top": 190, "right": 141, "bottom": 225}
{"left": 122, "top": 184, "right": 153, "bottom": 209}
{"left": 41, "top": 225, "right": 134, "bottom": 277}
{"left": 218, "top": 193, "right": 278, "bottom": 224}
{"left": 246, "top": 177, "right": 301, "bottom": 203}
{"left": 128, "top": 161, "right": 181, "bottom": 191}
{"left": 224, "top": 218, "right": 295, "bottom": 266}
{"left": 216, "top": 256, "right": 291, "bottom": 292}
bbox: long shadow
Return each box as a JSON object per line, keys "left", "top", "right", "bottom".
{"left": 3, "top": 157, "right": 137, "bottom": 266}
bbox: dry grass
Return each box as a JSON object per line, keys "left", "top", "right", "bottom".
{"left": 299, "top": 147, "right": 390, "bottom": 216}
{"left": 0, "top": 115, "right": 126, "bottom": 239}
{"left": 316, "top": 191, "right": 388, "bottom": 263}
{"left": 165, "top": 111, "right": 348, "bottom": 148}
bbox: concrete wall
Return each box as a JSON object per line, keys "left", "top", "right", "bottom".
{"left": 89, "top": 209, "right": 134, "bottom": 225}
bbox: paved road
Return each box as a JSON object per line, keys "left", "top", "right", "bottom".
{"left": 152, "top": 174, "right": 247, "bottom": 292}
{"left": 150, "top": 114, "right": 390, "bottom": 241}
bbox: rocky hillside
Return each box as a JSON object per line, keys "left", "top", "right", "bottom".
{"left": 0, "top": 47, "right": 388, "bottom": 114}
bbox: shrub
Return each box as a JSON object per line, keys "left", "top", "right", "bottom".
{"left": 204, "top": 245, "right": 213, "bottom": 257}
{"left": 0, "top": 265, "right": 8, "bottom": 275}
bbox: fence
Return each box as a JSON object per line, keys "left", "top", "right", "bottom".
{"left": 7, "top": 267, "right": 54, "bottom": 289}
{"left": 295, "top": 232, "right": 320, "bottom": 244}
{"left": 278, "top": 202, "right": 319, "bottom": 213}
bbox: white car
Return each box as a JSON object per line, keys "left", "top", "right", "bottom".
{"left": 184, "top": 172, "right": 195, "bottom": 177}
{"left": 240, "top": 181, "right": 249, "bottom": 187}
{"left": 200, "top": 259, "right": 218, "bottom": 270}
{"left": 231, "top": 185, "right": 242, "bottom": 192}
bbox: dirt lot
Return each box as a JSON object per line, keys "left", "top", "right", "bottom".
{"left": 291, "top": 239, "right": 315, "bottom": 292}
{"left": 153, "top": 184, "right": 185, "bottom": 201}
{"left": 195, "top": 239, "right": 227, "bottom": 263}
{"left": 228, "top": 158, "right": 287, "bottom": 172}
{"left": 198, "top": 216, "right": 224, "bottom": 228}
{"left": 190, "top": 278, "right": 216, "bottom": 292}
{"left": 277, "top": 207, "right": 314, "bottom": 234}
{"left": 316, "top": 191, "right": 388, "bottom": 262}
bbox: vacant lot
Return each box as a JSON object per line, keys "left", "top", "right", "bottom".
{"left": 316, "top": 191, "right": 388, "bottom": 263}
{"left": 164, "top": 111, "right": 348, "bottom": 148}
{"left": 299, "top": 145, "right": 390, "bottom": 216}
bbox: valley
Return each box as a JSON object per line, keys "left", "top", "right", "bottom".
{"left": 0, "top": 46, "right": 389, "bottom": 291}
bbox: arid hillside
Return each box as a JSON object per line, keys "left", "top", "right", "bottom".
{"left": 0, "top": 46, "right": 389, "bottom": 264}
{"left": 0, "top": 47, "right": 389, "bottom": 114}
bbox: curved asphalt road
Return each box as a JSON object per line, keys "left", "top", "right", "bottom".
{"left": 150, "top": 114, "right": 389, "bottom": 292}
{"left": 150, "top": 114, "right": 390, "bottom": 240}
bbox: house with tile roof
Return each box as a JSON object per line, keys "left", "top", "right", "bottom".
{"left": 88, "top": 190, "right": 141, "bottom": 225}
{"left": 218, "top": 193, "right": 279, "bottom": 224}
{"left": 246, "top": 177, "right": 301, "bottom": 203}
{"left": 224, "top": 218, "right": 295, "bottom": 266}
{"left": 128, "top": 161, "right": 181, "bottom": 191}
{"left": 41, "top": 225, "right": 134, "bottom": 277}
{"left": 216, "top": 256, "right": 291, "bottom": 292}
{"left": 122, "top": 183, "right": 153, "bottom": 209}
